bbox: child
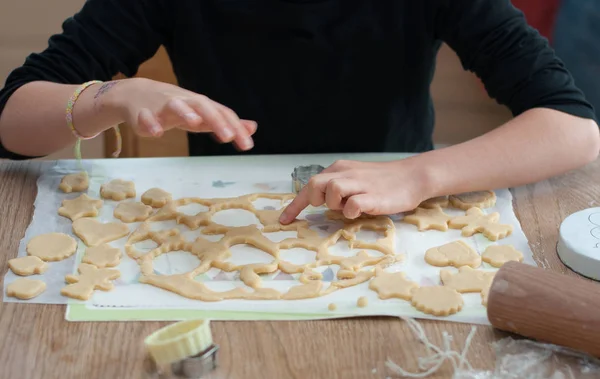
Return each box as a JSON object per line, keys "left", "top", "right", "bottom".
{"left": 0, "top": 0, "right": 597, "bottom": 222}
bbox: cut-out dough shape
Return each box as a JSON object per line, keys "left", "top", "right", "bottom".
{"left": 6, "top": 278, "right": 46, "bottom": 300}
{"left": 82, "top": 244, "right": 122, "bottom": 268}
{"left": 61, "top": 263, "right": 121, "bottom": 300}
{"left": 59, "top": 172, "right": 89, "bottom": 193}
{"left": 369, "top": 267, "right": 419, "bottom": 300}
{"left": 100, "top": 179, "right": 136, "bottom": 201}
{"left": 403, "top": 206, "right": 453, "bottom": 231}
{"left": 482, "top": 245, "right": 524, "bottom": 267}
{"left": 411, "top": 286, "right": 464, "bottom": 316}
{"left": 419, "top": 196, "right": 449, "bottom": 209}
{"left": 440, "top": 266, "right": 496, "bottom": 293}
{"left": 58, "top": 194, "right": 103, "bottom": 221}
{"left": 72, "top": 218, "right": 130, "bottom": 247}
{"left": 449, "top": 190, "right": 496, "bottom": 210}
{"left": 449, "top": 207, "right": 513, "bottom": 241}
{"left": 8, "top": 256, "right": 49, "bottom": 276}
{"left": 425, "top": 240, "right": 481, "bottom": 268}
{"left": 26, "top": 233, "right": 77, "bottom": 262}
{"left": 141, "top": 188, "right": 173, "bottom": 208}
{"left": 114, "top": 202, "right": 153, "bottom": 223}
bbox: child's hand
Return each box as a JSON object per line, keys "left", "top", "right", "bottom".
{"left": 109, "top": 78, "right": 256, "bottom": 150}
{"left": 279, "top": 159, "right": 433, "bottom": 223}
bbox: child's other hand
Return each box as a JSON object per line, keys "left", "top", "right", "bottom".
{"left": 279, "top": 159, "right": 433, "bottom": 223}
{"left": 109, "top": 78, "right": 256, "bottom": 151}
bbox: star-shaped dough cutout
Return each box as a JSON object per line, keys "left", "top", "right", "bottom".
{"left": 449, "top": 207, "right": 513, "bottom": 241}
{"left": 58, "top": 194, "right": 103, "bottom": 221}
{"left": 369, "top": 268, "right": 419, "bottom": 300}
{"left": 482, "top": 245, "right": 523, "bottom": 267}
{"left": 440, "top": 266, "right": 495, "bottom": 293}
{"left": 403, "top": 206, "right": 453, "bottom": 231}
{"left": 100, "top": 179, "right": 136, "bottom": 201}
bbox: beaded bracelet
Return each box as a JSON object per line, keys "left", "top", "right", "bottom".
{"left": 66, "top": 80, "right": 122, "bottom": 161}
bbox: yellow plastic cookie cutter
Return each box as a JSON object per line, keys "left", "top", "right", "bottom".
{"left": 144, "top": 319, "right": 218, "bottom": 378}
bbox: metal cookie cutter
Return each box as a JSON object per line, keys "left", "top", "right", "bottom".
{"left": 144, "top": 319, "right": 219, "bottom": 378}
{"left": 291, "top": 165, "right": 325, "bottom": 193}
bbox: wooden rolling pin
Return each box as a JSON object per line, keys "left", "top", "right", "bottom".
{"left": 487, "top": 261, "right": 600, "bottom": 358}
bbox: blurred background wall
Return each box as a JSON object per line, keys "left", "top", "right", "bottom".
{"left": 0, "top": 0, "right": 595, "bottom": 160}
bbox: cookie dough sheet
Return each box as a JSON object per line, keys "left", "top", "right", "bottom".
{"left": 3, "top": 156, "right": 536, "bottom": 325}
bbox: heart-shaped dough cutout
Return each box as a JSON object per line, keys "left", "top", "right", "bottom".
{"left": 72, "top": 218, "right": 130, "bottom": 247}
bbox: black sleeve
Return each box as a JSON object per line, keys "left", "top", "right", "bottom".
{"left": 0, "top": 0, "right": 169, "bottom": 159}
{"left": 435, "top": 0, "right": 597, "bottom": 123}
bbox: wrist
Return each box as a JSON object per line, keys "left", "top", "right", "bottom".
{"left": 395, "top": 153, "right": 448, "bottom": 200}
{"left": 94, "top": 80, "right": 129, "bottom": 122}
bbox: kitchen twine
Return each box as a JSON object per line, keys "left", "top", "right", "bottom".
{"left": 385, "top": 316, "right": 476, "bottom": 378}
{"left": 66, "top": 80, "right": 121, "bottom": 165}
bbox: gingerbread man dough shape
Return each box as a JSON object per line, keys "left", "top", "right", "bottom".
{"left": 6, "top": 278, "right": 47, "bottom": 300}
{"left": 82, "top": 244, "right": 122, "bottom": 268}
{"left": 59, "top": 172, "right": 89, "bottom": 193}
{"left": 58, "top": 194, "right": 103, "bottom": 221}
{"left": 114, "top": 202, "right": 153, "bottom": 223}
{"left": 369, "top": 268, "right": 419, "bottom": 300}
{"left": 449, "top": 190, "right": 496, "bottom": 210}
{"left": 8, "top": 256, "right": 49, "bottom": 276}
{"left": 72, "top": 218, "right": 130, "bottom": 247}
{"left": 425, "top": 240, "right": 481, "bottom": 268}
{"left": 440, "top": 266, "right": 496, "bottom": 293}
{"left": 449, "top": 207, "right": 513, "bottom": 241}
{"left": 26, "top": 233, "right": 78, "bottom": 262}
{"left": 141, "top": 188, "right": 172, "bottom": 208}
{"left": 403, "top": 206, "right": 453, "bottom": 231}
{"left": 482, "top": 245, "right": 524, "bottom": 267}
{"left": 100, "top": 179, "right": 136, "bottom": 201}
{"left": 61, "top": 263, "right": 121, "bottom": 300}
{"left": 411, "top": 286, "right": 464, "bottom": 316}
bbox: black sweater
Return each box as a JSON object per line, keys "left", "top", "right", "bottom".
{"left": 0, "top": 0, "right": 595, "bottom": 159}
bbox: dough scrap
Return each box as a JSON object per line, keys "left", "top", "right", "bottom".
{"left": 113, "top": 202, "right": 153, "bottom": 223}
{"left": 425, "top": 240, "right": 481, "bottom": 268}
{"left": 411, "top": 286, "right": 464, "bottom": 316}
{"left": 58, "top": 194, "right": 103, "bottom": 221}
{"left": 449, "top": 190, "right": 496, "bottom": 210}
{"left": 141, "top": 188, "right": 172, "bottom": 208}
{"left": 26, "top": 233, "right": 77, "bottom": 262}
{"left": 419, "top": 196, "right": 449, "bottom": 209}
{"left": 403, "top": 206, "right": 453, "bottom": 231}
{"left": 369, "top": 268, "right": 419, "bottom": 300}
{"left": 61, "top": 263, "right": 121, "bottom": 300}
{"left": 6, "top": 278, "right": 46, "bottom": 300}
{"left": 482, "top": 245, "right": 524, "bottom": 267}
{"left": 440, "top": 266, "right": 496, "bottom": 293}
{"left": 328, "top": 303, "right": 337, "bottom": 311}
{"left": 59, "top": 172, "right": 89, "bottom": 193}
{"left": 100, "top": 179, "right": 136, "bottom": 201}
{"left": 132, "top": 193, "right": 398, "bottom": 302}
{"left": 82, "top": 244, "right": 122, "bottom": 268}
{"left": 449, "top": 207, "right": 513, "bottom": 241}
{"left": 357, "top": 296, "right": 368, "bottom": 308}
{"left": 72, "top": 218, "right": 130, "bottom": 247}
{"left": 8, "top": 256, "right": 49, "bottom": 276}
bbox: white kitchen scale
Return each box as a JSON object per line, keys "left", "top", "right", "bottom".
{"left": 557, "top": 207, "right": 600, "bottom": 281}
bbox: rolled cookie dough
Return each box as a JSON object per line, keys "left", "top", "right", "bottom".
{"left": 449, "top": 207, "right": 513, "bottom": 241}
{"left": 26, "top": 233, "right": 77, "bottom": 262}
{"left": 8, "top": 256, "right": 49, "bottom": 276}
{"left": 141, "top": 188, "right": 172, "bottom": 208}
{"left": 82, "top": 244, "right": 122, "bottom": 268}
{"left": 114, "top": 202, "right": 153, "bottom": 223}
{"left": 411, "top": 286, "right": 464, "bottom": 316}
{"left": 100, "top": 179, "right": 136, "bottom": 201}
{"left": 425, "top": 240, "right": 481, "bottom": 268}
{"left": 403, "top": 206, "right": 453, "bottom": 231}
{"left": 482, "top": 245, "right": 524, "bottom": 267}
{"left": 58, "top": 194, "right": 103, "bottom": 221}
{"left": 59, "top": 172, "right": 89, "bottom": 193}
{"left": 440, "top": 266, "right": 496, "bottom": 293}
{"left": 449, "top": 190, "right": 496, "bottom": 210}
{"left": 72, "top": 218, "right": 130, "bottom": 247}
{"left": 6, "top": 278, "right": 46, "bottom": 300}
{"left": 61, "top": 263, "right": 121, "bottom": 300}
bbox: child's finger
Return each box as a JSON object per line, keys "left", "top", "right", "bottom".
{"left": 137, "top": 108, "right": 163, "bottom": 137}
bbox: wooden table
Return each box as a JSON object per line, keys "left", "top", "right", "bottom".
{"left": 1, "top": 159, "right": 599, "bottom": 379}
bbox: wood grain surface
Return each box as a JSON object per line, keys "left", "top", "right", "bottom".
{"left": 0, "top": 158, "right": 599, "bottom": 379}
